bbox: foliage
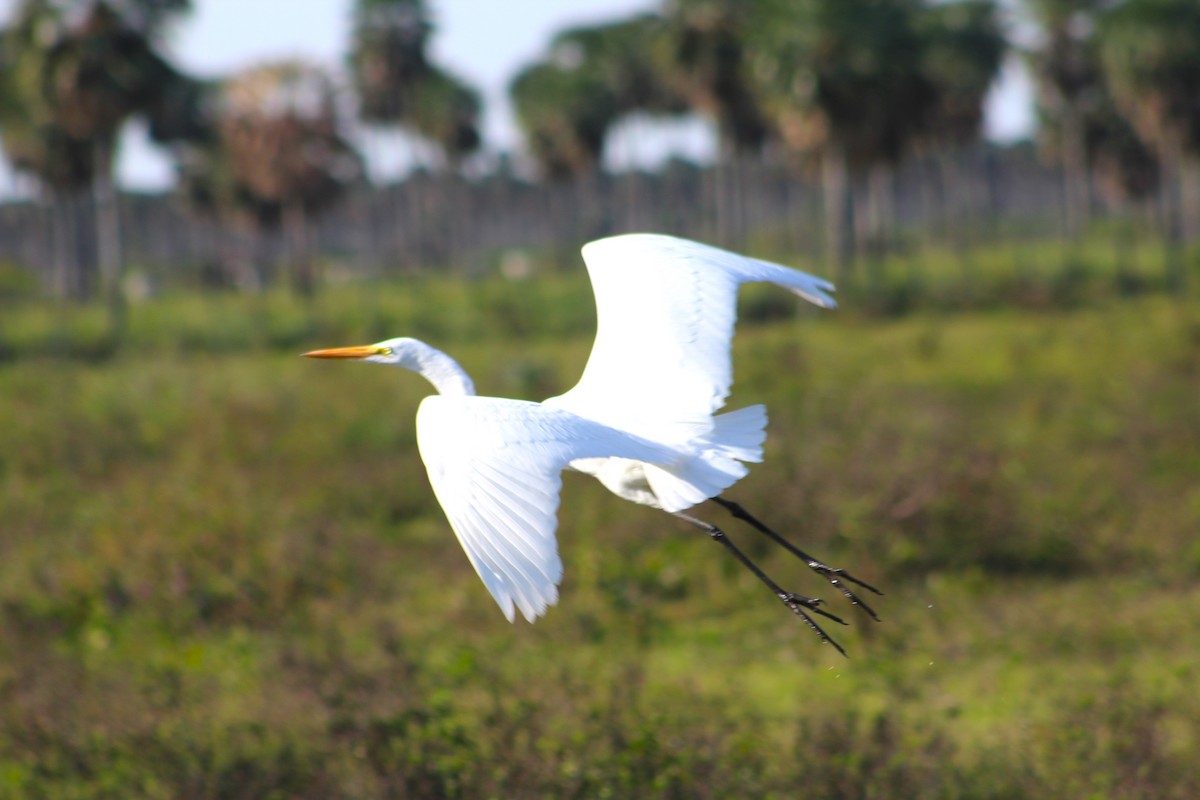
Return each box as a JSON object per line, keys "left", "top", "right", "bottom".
{"left": 916, "top": 0, "right": 1008, "bottom": 149}
{"left": 749, "top": 0, "right": 936, "bottom": 169}
{"left": 510, "top": 58, "right": 622, "bottom": 179}
{"left": 0, "top": 0, "right": 195, "bottom": 307}
{"left": 1, "top": 244, "right": 1199, "bottom": 795}
{"left": 659, "top": 0, "right": 770, "bottom": 153}
{"left": 0, "top": 0, "right": 194, "bottom": 180}
{"left": 1082, "top": 86, "right": 1160, "bottom": 206}
{"left": 509, "top": 14, "right": 688, "bottom": 179}
{"left": 1022, "top": 0, "right": 1113, "bottom": 237}
{"left": 171, "top": 62, "right": 360, "bottom": 248}
{"left": 552, "top": 14, "right": 688, "bottom": 117}
{"left": 348, "top": 0, "right": 482, "bottom": 166}
{"left": 1098, "top": 0, "right": 1200, "bottom": 155}
{"left": 0, "top": 235, "right": 1194, "bottom": 359}
{"left": 214, "top": 61, "right": 363, "bottom": 215}
{"left": 1024, "top": 0, "right": 1108, "bottom": 110}
{"left": 401, "top": 67, "right": 483, "bottom": 165}
{"left": 0, "top": 4, "right": 95, "bottom": 191}
{"left": 168, "top": 60, "right": 364, "bottom": 292}
{"left": 1094, "top": 0, "right": 1200, "bottom": 284}
{"left": 349, "top": 0, "right": 433, "bottom": 122}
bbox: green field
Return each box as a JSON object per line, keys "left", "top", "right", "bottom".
{"left": 1, "top": 250, "right": 1199, "bottom": 798}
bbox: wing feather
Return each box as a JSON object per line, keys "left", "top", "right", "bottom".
{"left": 548, "top": 233, "right": 835, "bottom": 427}
{"left": 470, "top": 470, "right": 557, "bottom": 579}
{"left": 416, "top": 395, "right": 676, "bottom": 622}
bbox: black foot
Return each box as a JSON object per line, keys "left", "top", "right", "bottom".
{"left": 672, "top": 509, "right": 856, "bottom": 656}
{"left": 711, "top": 498, "right": 884, "bottom": 622}
{"left": 779, "top": 592, "right": 848, "bottom": 657}
{"left": 805, "top": 560, "right": 884, "bottom": 622}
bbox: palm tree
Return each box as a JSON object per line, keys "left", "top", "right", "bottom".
{"left": 1098, "top": 0, "right": 1200, "bottom": 287}
{"left": 916, "top": 0, "right": 1008, "bottom": 244}
{"left": 550, "top": 14, "right": 688, "bottom": 118}
{"left": 748, "top": 0, "right": 936, "bottom": 270}
{"left": 179, "top": 61, "right": 364, "bottom": 293}
{"left": 0, "top": 0, "right": 191, "bottom": 316}
{"left": 1023, "top": 0, "right": 1107, "bottom": 239}
{"left": 400, "top": 67, "right": 482, "bottom": 168}
{"left": 1083, "top": 87, "right": 1160, "bottom": 286}
{"left": 0, "top": 7, "right": 96, "bottom": 297}
{"left": 1085, "top": 99, "right": 1159, "bottom": 214}
{"left": 350, "top": 0, "right": 431, "bottom": 122}
{"left": 510, "top": 57, "right": 619, "bottom": 180}
{"left": 659, "top": 0, "right": 770, "bottom": 155}
{"left": 349, "top": 0, "right": 481, "bottom": 169}
{"left": 918, "top": 1, "right": 1008, "bottom": 150}
{"left": 509, "top": 15, "right": 687, "bottom": 180}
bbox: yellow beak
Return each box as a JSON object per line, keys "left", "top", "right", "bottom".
{"left": 302, "top": 345, "right": 383, "bottom": 360}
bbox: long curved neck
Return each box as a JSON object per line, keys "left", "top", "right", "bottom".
{"left": 402, "top": 340, "right": 476, "bottom": 396}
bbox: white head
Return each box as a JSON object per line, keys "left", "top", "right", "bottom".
{"left": 303, "top": 337, "right": 476, "bottom": 396}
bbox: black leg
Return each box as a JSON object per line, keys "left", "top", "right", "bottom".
{"left": 710, "top": 497, "right": 883, "bottom": 622}
{"left": 673, "top": 511, "right": 848, "bottom": 657}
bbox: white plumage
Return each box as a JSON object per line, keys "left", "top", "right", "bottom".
{"left": 305, "top": 233, "right": 837, "bottom": 624}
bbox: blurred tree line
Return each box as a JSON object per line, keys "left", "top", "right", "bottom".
{"left": 1, "top": 0, "right": 1199, "bottom": 306}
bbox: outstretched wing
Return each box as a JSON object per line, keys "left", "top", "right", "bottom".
{"left": 547, "top": 233, "right": 835, "bottom": 426}
{"left": 415, "top": 395, "right": 675, "bottom": 623}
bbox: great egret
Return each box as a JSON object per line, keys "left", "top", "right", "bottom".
{"left": 305, "top": 233, "right": 879, "bottom": 653}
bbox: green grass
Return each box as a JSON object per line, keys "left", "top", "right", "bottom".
{"left": 1, "top": 235, "right": 1196, "bottom": 362}
{"left": 1, "top": 255, "right": 1199, "bottom": 797}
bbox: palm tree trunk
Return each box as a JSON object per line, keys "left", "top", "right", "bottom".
{"left": 937, "top": 151, "right": 967, "bottom": 254}
{"left": 1156, "top": 135, "right": 1185, "bottom": 292}
{"left": 93, "top": 136, "right": 126, "bottom": 331}
{"left": 284, "top": 200, "right": 315, "bottom": 296}
{"left": 859, "top": 162, "right": 895, "bottom": 261}
{"left": 1111, "top": 204, "right": 1137, "bottom": 294}
{"left": 822, "top": 144, "right": 854, "bottom": 278}
{"left": 1060, "top": 106, "right": 1090, "bottom": 241}
{"left": 47, "top": 188, "right": 74, "bottom": 299}
{"left": 1180, "top": 158, "right": 1200, "bottom": 244}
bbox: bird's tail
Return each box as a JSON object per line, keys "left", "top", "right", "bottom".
{"left": 645, "top": 404, "right": 767, "bottom": 513}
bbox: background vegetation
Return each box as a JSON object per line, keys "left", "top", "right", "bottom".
{"left": 3, "top": 0, "right": 1200, "bottom": 796}
{"left": 1, "top": 242, "right": 1199, "bottom": 797}
{"left": 3, "top": 0, "right": 1200, "bottom": 304}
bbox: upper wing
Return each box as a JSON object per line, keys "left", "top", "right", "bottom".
{"left": 415, "top": 395, "right": 675, "bottom": 623}
{"left": 547, "top": 233, "right": 835, "bottom": 426}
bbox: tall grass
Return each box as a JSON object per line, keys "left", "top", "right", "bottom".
{"left": 1, "top": 245, "right": 1198, "bottom": 797}
{"left": 1, "top": 237, "right": 1195, "bottom": 362}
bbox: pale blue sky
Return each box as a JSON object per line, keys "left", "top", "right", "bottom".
{"left": 0, "top": 0, "right": 1034, "bottom": 195}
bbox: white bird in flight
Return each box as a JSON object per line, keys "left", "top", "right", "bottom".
{"left": 305, "top": 233, "right": 879, "bottom": 653}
